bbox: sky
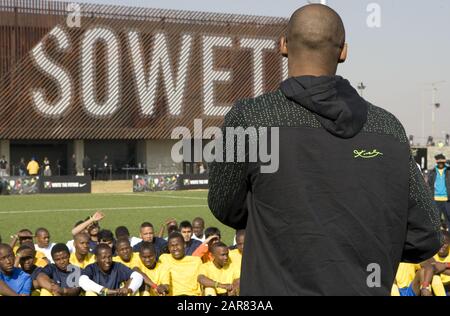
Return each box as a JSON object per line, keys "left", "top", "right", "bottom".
{"left": 58, "top": 0, "right": 450, "bottom": 145}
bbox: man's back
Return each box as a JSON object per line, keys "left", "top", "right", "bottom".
{"left": 208, "top": 81, "right": 442, "bottom": 295}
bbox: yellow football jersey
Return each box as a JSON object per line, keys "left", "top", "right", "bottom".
{"left": 434, "top": 253, "right": 450, "bottom": 284}
{"left": 34, "top": 253, "right": 49, "bottom": 268}
{"left": 113, "top": 252, "right": 142, "bottom": 269}
{"left": 158, "top": 254, "right": 202, "bottom": 296}
{"left": 395, "top": 263, "right": 421, "bottom": 289}
{"left": 69, "top": 252, "right": 95, "bottom": 269}
{"left": 199, "top": 261, "right": 240, "bottom": 295}
{"left": 139, "top": 261, "right": 166, "bottom": 296}
{"left": 228, "top": 249, "right": 242, "bottom": 278}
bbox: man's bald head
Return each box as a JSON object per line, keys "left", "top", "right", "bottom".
{"left": 288, "top": 4, "right": 345, "bottom": 52}
{"left": 74, "top": 232, "right": 90, "bottom": 242}
{"left": 282, "top": 4, "right": 346, "bottom": 74}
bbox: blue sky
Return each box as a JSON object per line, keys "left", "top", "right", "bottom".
{"left": 60, "top": 0, "right": 450, "bottom": 145}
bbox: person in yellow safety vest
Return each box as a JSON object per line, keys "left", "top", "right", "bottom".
{"left": 26, "top": 157, "right": 39, "bottom": 176}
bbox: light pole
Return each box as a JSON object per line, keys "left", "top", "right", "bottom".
{"left": 430, "top": 81, "right": 446, "bottom": 141}
{"left": 421, "top": 88, "right": 425, "bottom": 146}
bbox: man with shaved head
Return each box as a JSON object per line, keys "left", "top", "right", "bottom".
{"left": 208, "top": 4, "right": 442, "bottom": 295}
{"left": 69, "top": 233, "right": 95, "bottom": 269}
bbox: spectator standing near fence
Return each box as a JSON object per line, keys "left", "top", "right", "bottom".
{"left": 102, "top": 155, "right": 109, "bottom": 181}
{"left": 43, "top": 157, "right": 51, "bottom": 177}
{"left": 26, "top": 157, "right": 39, "bottom": 176}
{"left": 199, "top": 162, "right": 206, "bottom": 174}
{"left": 428, "top": 154, "right": 450, "bottom": 230}
{"left": 0, "top": 156, "right": 8, "bottom": 177}
{"left": 18, "top": 158, "right": 26, "bottom": 177}
{"left": 71, "top": 154, "right": 77, "bottom": 176}
{"left": 83, "top": 155, "right": 92, "bottom": 179}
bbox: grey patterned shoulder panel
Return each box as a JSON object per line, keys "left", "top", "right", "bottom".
{"left": 238, "top": 90, "right": 409, "bottom": 146}
{"left": 362, "top": 103, "right": 409, "bottom": 144}
{"left": 237, "top": 89, "right": 321, "bottom": 129}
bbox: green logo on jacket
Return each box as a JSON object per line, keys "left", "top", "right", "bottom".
{"left": 353, "top": 149, "right": 383, "bottom": 159}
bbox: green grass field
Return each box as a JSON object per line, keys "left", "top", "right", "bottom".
{"left": 0, "top": 190, "right": 237, "bottom": 246}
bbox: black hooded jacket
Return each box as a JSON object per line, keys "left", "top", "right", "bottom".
{"left": 208, "top": 75, "right": 442, "bottom": 296}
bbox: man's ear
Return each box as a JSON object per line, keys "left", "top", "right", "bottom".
{"left": 279, "top": 36, "right": 288, "bottom": 58}
{"left": 338, "top": 43, "right": 348, "bottom": 63}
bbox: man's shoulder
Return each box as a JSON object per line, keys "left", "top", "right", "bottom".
{"left": 86, "top": 252, "right": 95, "bottom": 261}
{"left": 224, "top": 90, "right": 286, "bottom": 125}
{"left": 363, "top": 103, "right": 408, "bottom": 143}
{"left": 14, "top": 268, "right": 31, "bottom": 280}
{"left": 200, "top": 260, "right": 214, "bottom": 270}
{"left": 366, "top": 103, "right": 402, "bottom": 125}
{"left": 83, "top": 262, "right": 97, "bottom": 273}
{"left": 191, "top": 239, "right": 202, "bottom": 247}
{"left": 154, "top": 237, "right": 168, "bottom": 246}
{"left": 41, "top": 263, "right": 56, "bottom": 272}
{"left": 132, "top": 241, "right": 142, "bottom": 251}
{"left": 183, "top": 255, "right": 202, "bottom": 264}
{"left": 238, "top": 90, "right": 284, "bottom": 106}
{"left": 193, "top": 256, "right": 203, "bottom": 266}
{"left": 159, "top": 253, "right": 171, "bottom": 261}
{"left": 112, "top": 261, "right": 128, "bottom": 269}
{"left": 234, "top": 90, "right": 285, "bottom": 112}
{"left": 30, "top": 266, "right": 41, "bottom": 279}
{"left": 130, "top": 236, "right": 142, "bottom": 245}
{"left": 229, "top": 248, "right": 241, "bottom": 256}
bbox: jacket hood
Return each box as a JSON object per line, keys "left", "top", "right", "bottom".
{"left": 280, "top": 75, "right": 368, "bottom": 139}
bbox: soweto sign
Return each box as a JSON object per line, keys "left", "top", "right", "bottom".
{"left": 0, "top": 2, "right": 288, "bottom": 139}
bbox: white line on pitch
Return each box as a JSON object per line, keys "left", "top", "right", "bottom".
{"left": 120, "top": 193, "right": 206, "bottom": 200}
{"left": 0, "top": 204, "right": 207, "bottom": 215}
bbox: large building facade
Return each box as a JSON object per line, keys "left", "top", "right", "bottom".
{"left": 0, "top": 0, "right": 288, "bottom": 178}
